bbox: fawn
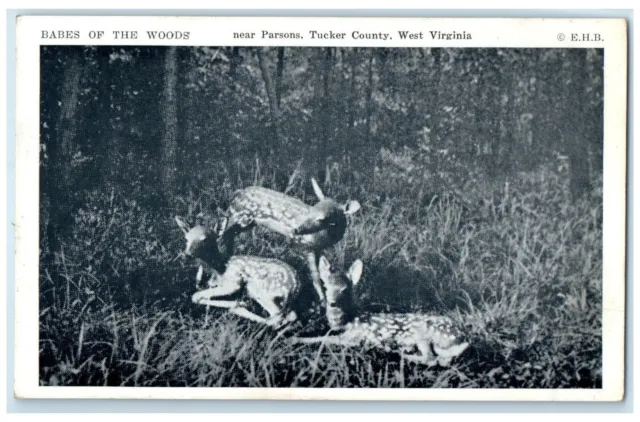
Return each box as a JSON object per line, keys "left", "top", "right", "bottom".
{"left": 175, "top": 216, "right": 300, "bottom": 329}
{"left": 293, "top": 256, "right": 470, "bottom": 367}
{"left": 217, "top": 178, "right": 361, "bottom": 305}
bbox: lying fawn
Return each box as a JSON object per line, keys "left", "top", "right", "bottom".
{"left": 293, "top": 256, "right": 470, "bottom": 367}
{"left": 175, "top": 216, "right": 300, "bottom": 329}
{"left": 218, "top": 178, "right": 361, "bottom": 304}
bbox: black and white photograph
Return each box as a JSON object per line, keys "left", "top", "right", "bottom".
{"left": 14, "top": 16, "right": 627, "bottom": 400}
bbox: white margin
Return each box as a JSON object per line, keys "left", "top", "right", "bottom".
{"left": 13, "top": 15, "right": 628, "bottom": 401}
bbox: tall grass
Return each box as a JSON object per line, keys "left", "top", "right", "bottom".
{"left": 39, "top": 153, "right": 602, "bottom": 388}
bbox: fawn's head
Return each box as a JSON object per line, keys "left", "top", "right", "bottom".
{"left": 293, "top": 179, "right": 361, "bottom": 236}
{"left": 318, "top": 256, "right": 363, "bottom": 329}
{"left": 175, "top": 216, "right": 227, "bottom": 268}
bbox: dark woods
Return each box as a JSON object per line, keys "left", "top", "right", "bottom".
{"left": 39, "top": 46, "right": 604, "bottom": 388}
{"left": 40, "top": 46, "right": 603, "bottom": 216}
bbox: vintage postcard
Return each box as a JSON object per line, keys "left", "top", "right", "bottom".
{"left": 14, "top": 16, "right": 627, "bottom": 401}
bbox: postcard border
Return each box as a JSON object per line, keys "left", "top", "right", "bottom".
{"left": 11, "top": 14, "right": 629, "bottom": 403}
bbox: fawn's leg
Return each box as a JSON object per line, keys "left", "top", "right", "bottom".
{"left": 227, "top": 306, "right": 273, "bottom": 325}
{"left": 433, "top": 342, "right": 469, "bottom": 367}
{"left": 307, "top": 251, "right": 325, "bottom": 304}
{"left": 195, "top": 296, "right": 274, "bottom": 326}
{"left": 291, "top": 332, "right": 349, "bottom": 345}
{"left": 291, "top": 336, "right": 325, "bottom": 345}
{"left": 195, "top": 298, "right": 277, "bottom": 326}
{"left": 402, "top": 354, "right": 439, "bottom": 366}
{"left": 191, "top": 281, "right": 243, "bottom": 305}
{"left": 436, "top": 356, "right": 454, "bottom": 367}
{"left": 253, "top": 295, "right": 298, "bottom": 329}
{"left": 195, "top": 298, "right": 246, "bottom": 308}
{"left": 403, "top": 341, "right": 439, "bottom": 366}
{"left": 194, "top": 297, "right": 248, "bottom": 325}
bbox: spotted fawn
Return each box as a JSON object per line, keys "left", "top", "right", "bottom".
{"left": 175, "top": 216, "right": 300, "bottom": 329}
{"left": 293, "top": 256, "right": 470, "bottom": 367}
{"left": 217, "top": 178, "right": 361, "bottom": 304}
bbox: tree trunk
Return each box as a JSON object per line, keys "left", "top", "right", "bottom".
{"left": 586, "top": 49, "right": 604, "bottom": 174}
{"left": 429, "top": 48, "right": 442, "bottom": 145}
{"left": 257, "top": 48, "right": 279, "bottom": 158}
{"left": 481, "top": 49, "right": 502, "bottom": 178}
{"left": 276, "top": 47, "right": 285, "bottom": 107}
{"left": 46, "top": 51, "right": 85, "bottom": 253}
{"left": 499, "top": 51, "right": 516, "bottom": 175}
{"left": 58, "top": 57, "right": 83, "bottom": 186}
{"left": 347, "top": 48, "right": 358, "bottom": 161}
{"left": 179, "top": 48, "right": 196, "bottom": 192}
{"left": 229, "top": 47, "right": 241, "bottom": 77}
{"left": 224, "top": 48, "right": 240, "bottom": 184}
{"left": 565, "top": 49, "right": 591, "bottom": 199}
{"left": 363, "top": 51, "right": 376, "bottom": 177}
{"left": 161, "top": 47, "right": 179, "bottom": 199}
{"left": 318, "top": 47, "right": 334, "bottom": 183}
{"left": 366, "top": 52, "right": 375, "bottom": 143}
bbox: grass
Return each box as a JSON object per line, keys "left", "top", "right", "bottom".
{"left": 38, "top": 155, "right": 603, "bottom": 388}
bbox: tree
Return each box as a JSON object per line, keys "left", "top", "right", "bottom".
{"left": 257, "top": 47, "right": 280, "bottom": 158}
{"left": 161, "top": 47, "right": 179, "bottom": 198}
{"left": 563, "top": 49, "right": 592, "bottom": 199}
{"left": 318, "top": 47, "right": 334, "bottom": 182}
{"left": 276, "top": 47, "right": 285, "bottom": 107}
{"left": 44, "top": 49, "right": 86, "bottom": 254}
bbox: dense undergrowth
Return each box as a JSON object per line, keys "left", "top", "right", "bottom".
{"left": 39, "top": 155, "right": 602, "bottom": 388}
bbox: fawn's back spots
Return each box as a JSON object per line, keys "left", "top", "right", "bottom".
{"left": 217, "top": 179, "right": 362, "bottom": 305}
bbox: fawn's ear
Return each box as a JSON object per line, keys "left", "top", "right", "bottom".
{"left": 318, "top": 255, "right": 331, "bottom": 274}
{"left": 343, "top": 200, "right": 361, "bottom": 215}
{"left": 174, "top": 216, "right": 189, "bottom": 234}
{"left": 348, "top": 259, "right": 364, "bottom": 285}
{"left": 213, "top": 217, "right": 228, "bottom": 237}
{"left": 311, "top": 178, "right": 326, "bottom": 201}
{"left": 214, "top": 206, "right": 226, "bottom": 219}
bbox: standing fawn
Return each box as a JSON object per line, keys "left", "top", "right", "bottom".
{"left": 218, "top": 178, "right": 361, "bottom": 305}
{"left": 175, "top": 216, "right": 300, "bottom": 329}
{"left": 293, "top": 256, "right": 470, "bottom": 367}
